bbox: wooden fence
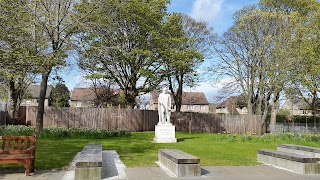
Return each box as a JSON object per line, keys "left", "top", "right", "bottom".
{"left": 20, "top": 106, "right": 265, "bottom": 134}
{"left": 172, "top": 112, "right": 265, "bottom": 135}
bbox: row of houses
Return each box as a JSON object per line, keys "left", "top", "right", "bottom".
{"left": 11, "top": 85, "right": 319, "bottom": 115}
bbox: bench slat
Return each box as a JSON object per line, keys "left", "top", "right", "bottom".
{"left": 0, "top": 135, "right": 36, "bottom": 176}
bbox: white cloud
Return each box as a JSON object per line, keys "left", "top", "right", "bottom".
{"left": 190, "top": 0, "right": 224, "bottom": 22}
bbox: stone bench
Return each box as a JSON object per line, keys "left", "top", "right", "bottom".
{"left": 158, "top": 149, "right": 200, "bottom": 177}
{"left": 257, "top": 149, "right": 320, "bottom": 174}
{"left": 75, "top": 144, "right": 102, "bottom": 180}
{"left": 277, "top": 144, "right": 320, "bottom": 157}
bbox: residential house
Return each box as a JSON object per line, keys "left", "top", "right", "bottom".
{"left": 70, "top": 87, "right": 121, "bottom": 108}
{"left": 216, "top": 96, "right": 248, "bottom": 115}
{"left": 20, "top": 85, "right": 53, "bottom": 106}
{"left": 150, "top": 91, "right": 209, "bottom": 113}
{"left": 281, "top": 98, "right": 317, "bottom": 116}
{"left": 208, "top": 103, "right": 217, "bottom": 113}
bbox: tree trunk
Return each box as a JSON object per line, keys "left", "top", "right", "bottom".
{"left": 269, "top": 100, "right": 278, "bottom": 133}
{"left": 270, "top": 94, "right": 279, "bottom": 123}
{"left": 8, "top": 81, "right": 20, "bottom": 123}
{"left": 311, "top": 91, "right": 317, "bottom": 127}
{"left": 35, "top": 71, "right": 51, "bottom": 135}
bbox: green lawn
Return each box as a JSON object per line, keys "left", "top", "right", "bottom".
{"left": 2, "top": 132, "right": 320, "bottom": 170}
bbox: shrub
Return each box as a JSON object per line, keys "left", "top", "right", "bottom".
{"left": 0, "top": 125, "right": 34, "bottom": 136}
{"left": 0, "top": 125, "right": 131, "bottom": 139}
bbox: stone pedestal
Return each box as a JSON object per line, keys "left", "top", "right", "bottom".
{"left": 154, "top": 124, "right": 177, "bottom": 143}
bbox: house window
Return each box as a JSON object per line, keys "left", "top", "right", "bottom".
{"left": 200, "top": 105, "right": 205, "bottom": 110}
{"left": 171, "top": 105, "right": 175, "bottom": 109}
{"left": 76, "top": 101, "right": 81, "bottom": 107}
{"left": 187, "top": 105, "right": 194, "bottom": 110}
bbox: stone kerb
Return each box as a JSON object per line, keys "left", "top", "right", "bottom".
{"left": 75, "top": 144, "right": 102, "bottom": 180}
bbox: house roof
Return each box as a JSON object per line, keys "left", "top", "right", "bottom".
{"left": 283, "top": 98, "right": 319, "bottom": 110}
{"left": 25, "top": 85, "right": 53, "bottom": 99}
{"left": 71, "top": 88, "right": 121, "bottom": 101}
{"left": 216, "top": 96, "right": 239, "bottom": 115}
{"left": 71, "top": 88, "right": 97, "bottom": 101}
{"left": 150, "top": 91, "right": 209, "bottom": 105}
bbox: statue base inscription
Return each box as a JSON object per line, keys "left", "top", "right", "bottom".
{"left": 154, "top": 124, "right": 177, "bottom": 143}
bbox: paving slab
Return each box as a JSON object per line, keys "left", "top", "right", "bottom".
{"left": 2, "top": 161, "right": 320, "bottom": 180}
{"left": 0, "top": 169, "right": 65, "bottom": 180}
{"left": 125, "top": 165, "right": 320, "bottom": 180}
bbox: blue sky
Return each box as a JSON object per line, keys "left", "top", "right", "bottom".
{"left": 167, "top": 0, "right": 259, "bottom": 102}
{"left": 168, "top": 0, "right": 259, "bottom": 34}
{"left": 62, "top": 0, "right": 259, "bottom": 102}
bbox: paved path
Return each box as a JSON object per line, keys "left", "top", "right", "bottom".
{"left": 125, "top": 165, "right": 320, "bottom": 180}
{"left": 0, "top": 169, "right": 65, "bottom": 180}
{"left": 2, "top": 165, "right": 320, "bottom": 180}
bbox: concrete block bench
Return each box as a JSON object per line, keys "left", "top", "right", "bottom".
{"left": 277, "top": 144, "right": 320, "bottom": 157}
{"left": 75, "top": 144, "right": 102, "bottom": 180}
{"left": 158, "top": 149, "right": 200, "bottom": 177}
{"left": 257, "top": 149, "right": 320, "bottom": 174}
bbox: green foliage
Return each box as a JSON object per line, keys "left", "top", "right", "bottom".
{"left": 50, "top": 83, "right": 70, "bottom": 107}
{"left": 267, "top": 114, "right": 320, "bottom": 124}
{"left": 162, "top": 13, "right": 215, "bottom": 111}
{"left": 213, "top": 131, "right": 320, "bottom": 143}
{"left": 0, "top": 125, "right": 35, "bottom": 136}
{"left": 76, "top": 0, "right": 170, "bottom": 108}
{"left": 0, "top": 125, "right": 131, "bottom": 139}
{"left": 39, "top": 127, "right": 131, "bottom": 139}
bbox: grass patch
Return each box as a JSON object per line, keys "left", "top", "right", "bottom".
{"left": 1, "top": 131, "right": 320, "bottom": 170}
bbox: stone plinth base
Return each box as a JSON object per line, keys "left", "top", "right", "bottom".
{"left": 158, "top": 149, "right": 200, "bottom": 177}
{"left": 154, "top": 124, "right": 177, "bottom": 143}
{"left": 75, "top": 167, "right": 102, "bottom": 180}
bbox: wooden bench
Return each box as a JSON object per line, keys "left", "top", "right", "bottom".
{"left": 0, "top": 135, "right": 37, "bottom": 176}
{"left": 277, "top": 144, "right": 320, "bottom": 157}
{"left": 75, "top": 144, "right": 102, "bottom": 180}
{"left": 257, "top": 149, "right": 320, "bottom": 174}
{"left": 158, "top": 149, "right": 200, "bottom": 177}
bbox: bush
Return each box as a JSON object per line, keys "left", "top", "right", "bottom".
{"left": 0, "top": 125, "right": 131, "bottom": 139}
{"left": 269, "top": 114, "right": 320, "bottom": 124}
{"left": 0, "top": 125, "right": 34, "bottom": 136}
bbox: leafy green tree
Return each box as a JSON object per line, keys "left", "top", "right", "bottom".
{"left": 0, "top": 0, "right": 37, "bottom": 121}
{"left": 162, "top": 13, "right": 215, "bottom": 112}
{"left": 0, "top": 0, "right": 90, "bottom": 134}
{"left": 29, "top": 0, "right": 90, "bottom": 134}
{"left": 261, "top": 0, "right": 320, "bottom": 126}
{"left": 209, "top": 4, "right": 302, "bottom": 131}
{"left": 50, "top": 83, "right": 70, "bottom": 107}
{"left": 77, "top": 0, "right": 169, "bottom": 108}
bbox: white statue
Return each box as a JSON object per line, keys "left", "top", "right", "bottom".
{"left": 158, "top": 88, "right": 171, "bottom": 124}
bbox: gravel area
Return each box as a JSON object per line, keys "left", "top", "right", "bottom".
{"left": 61, "top": 150, "right": 127, "bottom": 180}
